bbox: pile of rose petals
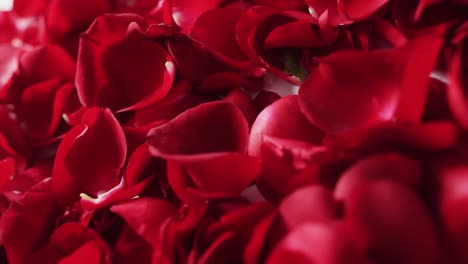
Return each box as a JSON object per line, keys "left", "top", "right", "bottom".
{"left": 0, "top": 0, "right": 467, "bottom": 263}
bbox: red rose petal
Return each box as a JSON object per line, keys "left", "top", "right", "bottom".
{"left": 111, "top": 197, "right": 176, "bottom": 245}
{"left": 253, "top": 90, "right": 281, "bottom": 112}
{"left": 0, "top": 179, "right": 62, "bottom": 264}
{"left": 249, "top": 95, "right": 323, "bottom": 157}
{"left": 49, "top": 222, "right": 110, "bottom": 257}
{"left": 0, "top": 45, "right": 20, "bottom": 97}
{"left": 76, "top": 14, "right": 175, "bottom": 112}
{"left": 279, "top": 185, "right": 337, "bottom": 229}
{"left": 252, "top": 0, "right": 307, "bottom": 10}
{"left": 132, "top": 80, "right": 209, "bottom": 126}
{"left": 436, "top": 157, "right": 468, "bottom": 261}
{"left": 148, "top": 101, "right": 249, "bottom": 156}
{"left": 305, "top": 0, "right": 352, "bottom": 26}
{"left": 13, "top": 0, "right": 50, "bottom": 16}
{"left": 264, "top": 19, "right": 337, "bottom": 49}
{"left": 46, "top": 0, "right": 110, "bottom": 42}
{"left": 196, "top": 202, "right": 273, "bottom": 263}
{"left": 345, "top": 180, "right": 440, "bottom": 264}
{"left": 16, "top": 78, "right": 66, "bottom": 141}
{"left": 223, "top": 88, "right": 257, "bottom": 126}
{"left": 338, "top": 0, "right": 389, "bottom": 20}
{"left": 335, "top": 152, "right": 422, "bottom": 201}
{"left": 447, "top": 24, "right": 468, "bottom": 129}
{"left": 172, "top": 0, "right": 224, "bottom": 32}
{"left": 189, "top": 7, "right": 250, "bottom": 68}
{"left": 198, "top": 72, "right": 262, "bottom": 93}
{"left": 266, "top": 223, "right": 369, "bottom": 264}
{"left": 58, "top": 241, "right": 105, "bottom": 264}
{"left": 0, "top": 104, "right": 29, "bottom": 157}
{"left": 325, "top": 121, "right": 459, "bottom": 152}
{"left": 18, "top": 44, "right": 75, "bottom": 85}
{"left": 52, "top": 108, "right": 126, "bottom": 204}
{"left": 182, "top": 153, "right": 261, "bottom": 195}
{"left": 148, "top": 101, "right": 260, "bottom": 195}
{"left": 299, "top": 33, "right": 444, "bottom": 133}
{"left": 167, "top": 34, "right": 233, "bottom": 84}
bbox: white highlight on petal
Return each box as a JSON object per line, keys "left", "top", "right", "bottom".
{"left": 0, "top": 0, "right": 13, "bottom": 11}
{"left": 11, "top": 38, "right": 22, "bottom": 48}
{"left": 8, "top": 112, "right": 16, "bottom": 120}
{"left": 263, "top": 72, "right": 300, "bottom": 97}
{"left": 165, "top": 60, "right": 175, "bottom": 74}
{"left": 430, "top": 70, "right": 449, "bottom": 85}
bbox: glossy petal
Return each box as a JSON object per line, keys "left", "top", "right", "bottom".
{"left": 148, "top": 101, "right": 259, "bottom": 195}
{"left": 172, "top": 0, "right": 224, "bottom": 32}
{"left": 52, "top": 108, "right": 126, "bottom": 204}
{"left": 76, "top": 14, "right": 175, "bottom": 111}
{"left": 249, "top": 95, "right": 323, "bottom": 157}
{"left": 298, "top": 34, "right": 444, "bottom": 133}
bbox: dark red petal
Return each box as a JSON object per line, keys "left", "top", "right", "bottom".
{"left": 249, "top": 95, "right": 323, "bottom": 157}
{"left": 76, "top": 14, "right": 174, "bottom": 111}
{"left": 334, "top": 153, "right": 422, "bottom": 201}
{"left": 52, "top": 108, "right": 126, "bottom": 203}
{"left": 338, "top": 0, "right": 389, "bottom": 20}
{"left": 125, "top": 143, "right": 156, "bottom": 188}
{"left": 190, "top": 7, "right": 250, "bottom": 68}
{"left": 223, "top": 88, "right": 257, "bottom": 127}
{"left": 435, "top": 157, "right": 468, "bottom": 261}
{"left": 26, "top": 245, "right": 63, "bottom": 264}
{"left": 256, "top": 137, "right": 330, "bottom": 202}
{"left": 182, "top": 153, "right": 261, "bottom": 194}
{"left": 0, "top": 105, "right": 29, "bottom": 157}
{"left": 111, "top": 197, "right": 176, "bottom": 245}
{"left": 58, "top": 242, "right": 104, "bottom": 264}
{"left": 392, "top": 0, "right": 465, "bottom": 32}
{"left": 16, "top": 78, "right": 64, "bottom": 140}
{"left": 252, "top": 0, "right": 307, "bottom": 10}
{"left": 148, "top": 101, "right": 249, "bottom": 156}
{"left": 18, "top": 44, "right": 75, "bottom": 85}
{"left": 266, "top": 223, "right": 369, "bottom": 264}
{"left": 394, "top": 31, "right": 445, "bottom": 123}
{"left": 253, "top": 90, "right": 281, "bottom": 112}
{"left": 49, "top": 222, "right": 109, "bottom": 256}
{"left": 244, "top": 213, "right": 277, "bottom": 264}
{"left": 264, "top": 19, "right": 337, "bottom": 48}
{"left": 236, "top": 7, "right": 315, "bottom": 84}
{"left": 198, "top": 72, "right": 262, "bottom": 93}
{"left": 0, "top": 179, "right": 62, "bottom": 264}
{"left": 345, "top": 180, "right": 440, "bottom": 264}
{"left": 172, "top": 0, "right": 224, "bottom": 32}
{"left": 373, "top": 18, "right": 408, "bottom": 48}
{"left": 325, "top": 121, "right": 459, "bottom": 152}
{"left": 196, "top": 202, "right": 273, "bottom": 263}
{"left": 447, "top": 25, "right": 468, "bottom": 129}
{"left": 167, "top": 34, "right": 233, "bottom": 84}
{"left": 305, "top": 0, "right": 352, "bottom": 26}
{"left": 46, "top": 0, "right": 109, "bottom": 39}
